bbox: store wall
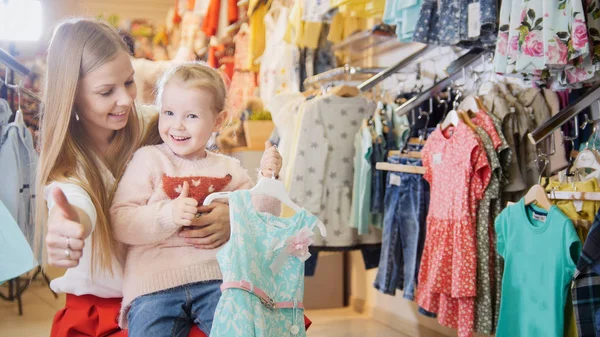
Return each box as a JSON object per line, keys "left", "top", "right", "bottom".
{"left": 348, "top": 43, "right": 460, "bottom": 337}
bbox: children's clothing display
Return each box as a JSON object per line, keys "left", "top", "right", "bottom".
{"left": 228, "top": 27, "right": 257, "bottom": 118}
{"left": 494, "top": 0, "right": 600, "bottom": 88}
{"left": 417, "top": 122, "right": 491, "bottom": 337}
{"left": 412, "top": 0, "right": 498, "bottom": 48}
{"left": 495, "top": 199, "right": 581, "bottom": 337}
{"left": 0, "top": 100, "right": 38, "bottom": 256}
{"left": 288, "top": 95, "right": 381, "bottom": 248}
{"left": 382, "top": 0, "right": 423, "bottom": 42}
{"left": 211, "top": 191, "right": 318, "bottom": 336}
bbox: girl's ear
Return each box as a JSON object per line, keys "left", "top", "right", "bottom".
{"left": 213, "top": 110, "right": 229, "bottom": 132}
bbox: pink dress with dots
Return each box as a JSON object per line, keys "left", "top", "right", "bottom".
{"left": 417, "top": 122, "right": 491, "bottom": 337}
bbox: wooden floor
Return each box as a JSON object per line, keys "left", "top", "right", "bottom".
{"left": 0, "top": 280, "right": 413, "bottom": 337}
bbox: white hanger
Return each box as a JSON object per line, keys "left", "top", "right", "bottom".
{"left": 203, "top": 167, "right": 327, "bottom": 236}
{"left": 573, "top": 124, "right": 600, "bottom": 181}
{"left": 440, "top": 109, "right": 459, "bottom": 130}
{"left": 458, "top": 95, "right": 480, "bottom": 114}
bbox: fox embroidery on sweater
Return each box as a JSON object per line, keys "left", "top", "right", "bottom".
{"left": 161, "top": 174, "right": 233, "bottom": 204}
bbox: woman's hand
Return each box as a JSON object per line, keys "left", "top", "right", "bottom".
{"left": 45, "top": 188, "right": 87, "bottom": 268}
{"left": 179, "top": 202, "right": 231, "bottom": 249}
{"left": 260, "top": 145, "right": 282, "bottom": 178}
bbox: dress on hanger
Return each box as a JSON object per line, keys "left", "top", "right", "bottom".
{"left": 494, "top": 0, "right": 600, "bottom": 87}
{"left": 227, "top": 27, "right": 257, "bottom": 118}
{"left": 259, "top": 4, "right": 300, "bottom": 108}
{"left": 412, "top": 0, "right": 497, "bottom": 47}
{"left": 210, "top": 191, "right": 318, "bottom": 337}
{"left": 418, "top": 122, "right": 491, "bottom": 337}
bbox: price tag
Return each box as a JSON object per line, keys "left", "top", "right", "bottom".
{"left": 468, "top": 2, "right": 481, "bottom": 38}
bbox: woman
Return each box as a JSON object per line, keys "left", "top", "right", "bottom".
{"left": 37, "top": 19, "right": 230, "bottom": 337}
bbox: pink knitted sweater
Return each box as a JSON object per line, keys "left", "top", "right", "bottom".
{"left": 110, "top": 143, "right": 280, "bottom": 327}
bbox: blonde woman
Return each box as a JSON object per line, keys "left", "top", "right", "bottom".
{"left": 37, "top": 19, "right": 225, "bottom": 337}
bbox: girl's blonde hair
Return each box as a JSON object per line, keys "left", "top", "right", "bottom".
{"left": 35, "top": 18, "right": 141, "bottom": 275}
{"left": 142, "top": 62, "right": 228, "bottom": 146}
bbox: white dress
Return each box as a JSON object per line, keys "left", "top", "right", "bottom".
{"left": 258, "top": 5, "right": 301, "bottom": 108}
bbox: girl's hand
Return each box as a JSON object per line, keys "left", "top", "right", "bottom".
{"left": 179, "top": 202, "right": 231, "bottom": 249}
{"left": 172, "top": 181, "right": 199, "bottom": 227}
{"left": 46, "top": 188, "right": 86, "bottom": 268}
{"left": 260, "top": 145, "right": 282, "bottom": 178}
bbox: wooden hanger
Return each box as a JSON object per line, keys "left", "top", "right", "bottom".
{"left": 388, "top": 150, "right": 422, "bottom": 159}
{"left": 547, "top": 190, "right": 600, "bottom": 201}
{"left": 524, "top": 184, "right": 552, "bottom": 210}
{"left": 459, "top": 111, "right": 477, "bottom": 131}
{"left": 329, "top": 85, "right": 360, "bottom": 97}
{"left": 376, "top": 162, "right": 426, "bottom": 174}
{"left": 408, "top": 137, "right": 426, "bottom": 145}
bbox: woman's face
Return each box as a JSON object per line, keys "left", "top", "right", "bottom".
{"left": 75, "top": 51, "right": 137, "bottom": 141}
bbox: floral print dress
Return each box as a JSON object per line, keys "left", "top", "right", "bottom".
{"left": 494, "top": 0, "right": 600, "bottom": 88}
{"left": 418, "top": 123, "right": 491, "bottom": 337}
{"left": 210, "top": 191, "right": 319, "bottom": 337}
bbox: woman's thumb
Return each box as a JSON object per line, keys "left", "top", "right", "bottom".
{"left": 52, "top": 188, "right": 78, "bottom": 220}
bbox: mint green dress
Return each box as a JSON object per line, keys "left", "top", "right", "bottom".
{"left": 210, "top": 191, "right": 319, "bottom": 337}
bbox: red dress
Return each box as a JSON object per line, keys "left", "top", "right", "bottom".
{"left": 417, "top": 123, "right": 491, "bottom": 337}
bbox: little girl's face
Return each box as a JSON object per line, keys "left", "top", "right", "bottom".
{"left": 158, "top": 81, "right": 223, "bottom": 160}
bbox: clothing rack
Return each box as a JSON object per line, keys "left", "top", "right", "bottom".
{"left": 394, "top": 48, "right": 489, "bottom": 115}
{"left": 303, "top": 65, "right": 387, "bottom": 88}
{"left": 357, "top": 44, "right": 433, "bottom": 92}
{"left": 528, "top": 83, "right": 600, "bottom": 144}
{"left": 0, "top": 47, "right": 41, "bottom": 103}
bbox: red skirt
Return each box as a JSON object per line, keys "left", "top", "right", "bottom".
{"left": 50, "top": 294, "right": 312, "bottom": 337}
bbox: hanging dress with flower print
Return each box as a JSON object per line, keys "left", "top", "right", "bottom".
{"left": 417, "top": 123, "right": 491, "bottom": 337}
{"left": 494, "top": 0, "right": 600, "bottom": 88}
{"left": 210, "top": 190, "right": 319, "bottom": 337}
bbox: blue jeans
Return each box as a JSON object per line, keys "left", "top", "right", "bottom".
{"left": 373, "top": 157, "right": 429, "bottom": 300}
{"left": 128, "top": 280, "right": 222, "bottom": 337}
{"left": 371, "top": 136, "right": 388, "bottom": 215}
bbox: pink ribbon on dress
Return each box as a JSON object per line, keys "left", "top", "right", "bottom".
{"left": 270, "top": 227, "right": 314, "bottom": 274}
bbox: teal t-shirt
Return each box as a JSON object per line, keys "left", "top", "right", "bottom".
{"left": 349, "top": 126, "right": 374, "bottom": 234}
{"left": 495, "top": 199, "right": 581, "bottom": 337}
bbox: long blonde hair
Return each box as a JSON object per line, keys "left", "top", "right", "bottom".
{"left": 142, "top": 62, "right": 228, "bottom": 146}
{"left": 35, "top": 18, "right": 141, "bottom": 275}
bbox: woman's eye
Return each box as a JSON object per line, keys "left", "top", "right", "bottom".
{"left": 125, "top": 80, "right": 135, "bottom": 86}
{"left": 100, "top": 89, "right": 113, "bottom": 97}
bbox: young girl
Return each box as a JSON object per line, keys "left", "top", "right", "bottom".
{"left": 110, "top": 63, "right": 283, "bottom": 336}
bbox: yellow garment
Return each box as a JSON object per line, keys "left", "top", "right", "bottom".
{"left": 284, "top": 0, "right": 322, "bottom": 48}
{"left": 248, "top": 2, "right": 267, "bottom": 72}
{"left": 331, "top": 0, "right": 385, "bottom": 18}
{"left": 545, "top": 179, "right": 600, "bottom": 234}
{"left": 327, "top": 12, "right": 367, "bottom": 44}
{"left": 282, "top": 103, "right": 308, "bottom": 217}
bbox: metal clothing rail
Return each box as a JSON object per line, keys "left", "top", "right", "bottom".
{"left": 303, "top": 65, "right": 386, "bottom": 88}
{"left": 357, "top": 44, "right": 433, "bottom": 92}
{"left": 394, "top": 48, "right": 488, "bottom": 115}
{"left": 0, "top": 48, "right": 41, "bottom": 102}
{"left": 528, "top": 83, "right": 600, "bottom": 144}
{"left": 0, "top": 48, "right": 30, "bottom": 77}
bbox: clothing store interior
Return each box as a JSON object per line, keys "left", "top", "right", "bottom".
{"left": 7, "top": 0, "right": 600, "bottom": 337}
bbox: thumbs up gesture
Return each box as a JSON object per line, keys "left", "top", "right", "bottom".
{"left": 46, "top": 188, "right": 86, "bottom": 268}
{"left": 172, "top": 181, "right": 199, "bottom": 227}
